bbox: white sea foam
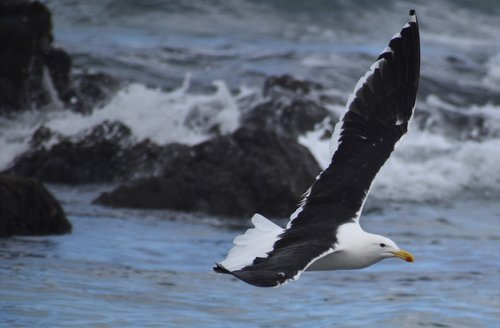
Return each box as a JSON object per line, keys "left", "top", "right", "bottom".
{"left": 2, "top": 72, "right": 500, "bottom": 202}
{"left": 46, "top": 77, "right": 240, "bottom": 146}
{"left": 299, "top": 102, "right": 500, "bottom": 202}
{"left": 374, "top": 130, "right": 500, "bottom": 201}
{"left": 0, "top": 76, "right": 243, "bottom": 171}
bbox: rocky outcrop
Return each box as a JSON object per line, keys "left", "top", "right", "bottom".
{"left": 242, "top": 75, "right": 336, "bottom": 138}
{"left": 95, "top": 127, "right": 322, "bottom": 217}
{"left": 7, "top": 75, "right": 332, "bottom": 188}
{"left": 416, "top": 106, "right": 492, "bottom": 140}
{"left": 418, "top": 75, "right": 500, "bottom": 108}
{"left": 0, "top": 174, "right": 71, "bottom": 237}
{"left": 262, "top": 74, "right": 323, "bottom": 99}
{"left": 4, "top": 70, "right": 330, "bottom": 217}
{"left": 8, "top": 121, "right": 188, "bottom": 184}
{"left": 0, "top": 0, "right": 52, "bottom": 112}
{"left": 0, "top": 0, "right": 119, "bottom": 114}
{"left": 242, "top": 99, "right": 332, "bottom": 138}
{"left": 71, "top": 72, "right": 121, "bottom": 113}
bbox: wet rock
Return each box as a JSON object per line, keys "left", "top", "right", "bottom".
{"left": 0, "top": 1, "right": 119, "bottom": 114}
{"left": 72, "top": 72, "right": 121, "bottom": 113}
{"left": 8, "top": 121, "right": 130, "bottom": 183}
{"left": 419, "top": 75, "right": 500, "bottom": 107}
{"left": 242, "top": 99, "right": 333, "bottom": 138}
{"left": 0, "top": 174, "right": 71, "bottom": 237}
{"left": 242, "top": 75, "right": 336, "bottom": 138}
{"left": 0, "top": 0, "right": 53, "bottom": 112}
{"left": 95, "top": 127, "right": 321, "bottom": 218}
{"left": 7, "top": 121, "right": 184, "bottom": 184}
{"left": 415, "top": 106, "right": 490, "bottom": 140}
{"left": 30, "top": 125, "right": 57, "bottom": 149}
{"left": 263, "top": 74, "right": 323, "bottom": 99}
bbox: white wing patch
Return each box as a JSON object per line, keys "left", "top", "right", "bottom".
{"left": 219, "top": 214, "right": 283, "bottom": 271}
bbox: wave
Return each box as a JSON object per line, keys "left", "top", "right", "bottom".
{"left": 2, "top": 74, "right": 500, "bottom": 202}
{"left": 46, "top": 76, "right": 242, "bottom": 146}
{"left": 0, "top": 76, "right": 249, "bottom": 171}
{"left": 300, "top": 100, "right": 500, "bottom": 202}
{"left": 44, "top": 0, "right": 500, "bottom": 94}
{"left": 4, "top": 0, "right": 500, "bottom": 202}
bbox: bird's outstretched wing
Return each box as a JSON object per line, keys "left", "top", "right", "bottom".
{"left": 215, "top": 10, "right": 420, "bottom": 287}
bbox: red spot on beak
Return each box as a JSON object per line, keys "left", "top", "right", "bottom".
{"left": 406, "top": 256, "right": 413, "bottom": 262}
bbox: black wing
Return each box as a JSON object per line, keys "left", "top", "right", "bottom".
{"left": 223, "top": 10, "right": 420, "bottom": 287}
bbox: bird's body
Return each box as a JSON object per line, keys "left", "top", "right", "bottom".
{"left": 307, "top": 222, "right": 410, "bottom": 271}
{"left": 215, "top": 10, "right": 420, "bottom": 288}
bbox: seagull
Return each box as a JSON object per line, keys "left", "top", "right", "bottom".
{"left": 214, "top": 10, "right": 420, "bottom": 287}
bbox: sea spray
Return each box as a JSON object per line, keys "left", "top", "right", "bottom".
{"left": 299, "top": 115, "right": 500, "bottom": 202}
{"left": 0, "top": 76, "right": 245, "bottom": 171}
{"left": 46, "top": 77, "right": 241, "bottom": 146}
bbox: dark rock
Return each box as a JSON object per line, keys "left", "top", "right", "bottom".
{"left": 242, "top": 75, "right": 336, "bottom": 138}
{"left": 0, "top": 0, "right": 53, "bottom": 111}
{"left": 77, "top": 119, "right": 133, "bottom": 145}
{"left": 242, "top": 99, "right": 333, "bottom": 138}
{"left": 418, "top": 75, "right": 500, "bottom": 107}
{"left": 8, "top": 121, "right": 129, "bottom": 183}
{"left": 10, "top": 139, "right": 121, "bottom": 184}
{"left": 95, "top": 127, "right": 322, "bottom": 218}
{"left": 415, "top": 106, "right": 490, "bottom": 140}
{"left": 0, "top": 174, "right": 71, "bottom": 237}
{"left": 0, "top": 1, "right": 119, "bottom": 114}
{"left": 72, "top": 72, "right": 121, "bottom": 112}
{"left": 7, "top": 121, "right": 184, "bottom": 184}
{"left": 30, "top": 125, "right": 56, "bottom": 148}
{"left": 263, "top": 74, "right": 323, "bottom": 99}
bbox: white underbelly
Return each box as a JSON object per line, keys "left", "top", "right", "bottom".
{"left": 306, "top": 250, "right": 374, "bottom": 271}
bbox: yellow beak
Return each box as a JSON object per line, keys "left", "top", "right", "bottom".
{"left": 392, "top": 249, "right": 415, "bottom": 262}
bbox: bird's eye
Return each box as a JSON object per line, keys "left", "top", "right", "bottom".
{"left": 379, "top": 243, "right": 386, "bottom": 247}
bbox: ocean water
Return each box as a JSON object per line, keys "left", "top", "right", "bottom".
{"left": 1, "top": 187, "right": 499, "bottom": 327}
{"left": 1, "top": 0, "right": 500, "bottom": 326}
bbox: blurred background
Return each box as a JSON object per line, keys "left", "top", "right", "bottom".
{"left": 1, "top": 1, "right": 499, "bottom": 327}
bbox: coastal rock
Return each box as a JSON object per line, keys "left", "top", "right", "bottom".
{"left": 72, "top": 72, "right": 121, "bottom": 113}
{"left": 0, "top": 174, "right": 71, "bottom": 237}
{"left": 242, "top": 99, "right": 333, "bottom": 138}
{"left": 0, "top": 0, "right": 119, "bottom": 114}
{"left": 263, "top": 74, "right": 323, "bottom": 99}
{"left": 416, "top": 105, "right": 491, "bottom": 140}
{"left": 95, "top": 127, "right": 322, "bottom": 217}
{"left": 7, "top": 121, "right": 185, "bottom": 184}
{"left": 418, "top": 75, "right": 500, "bottom": 107}
{"left": 242, "top": 75, "right": 336, "bottom": 138}
{"left": 0, "top": 0, "right": 53, "bottom": 112}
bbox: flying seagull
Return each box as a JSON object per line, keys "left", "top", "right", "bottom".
{"left": 214, "top": 10, "right": 420, "bottom": 287}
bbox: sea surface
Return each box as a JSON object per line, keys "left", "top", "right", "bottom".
{"left": 1, "top": 0, "right": 500, "bottom": 327}
{"left": 1, "top": 187, "right": 499, "bottom": 327}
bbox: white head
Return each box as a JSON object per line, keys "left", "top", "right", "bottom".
{"left": 334, "top": 223, "right": 415, "bottom": 269}
{"left": 365, "top": 234, "right": 415, "bottom": 264}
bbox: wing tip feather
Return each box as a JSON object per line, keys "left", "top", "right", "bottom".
{"left": 213, "top": 263, "right": 231, "bottom": 274}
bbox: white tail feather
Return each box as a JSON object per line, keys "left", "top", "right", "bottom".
{"left": 219, "top": 214, "right": 283, "bottom": 271}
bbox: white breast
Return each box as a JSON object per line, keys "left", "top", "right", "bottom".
{"left": 306, "top": 222, "right": 382, "bottom": 271}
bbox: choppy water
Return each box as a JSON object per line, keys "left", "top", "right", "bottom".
{"left": 43, "top": 0, "right": 500, "bottom": 90}
{"left": 1, "top": 0, "right": 499, "bottom": 202}
{"left": 1, "top": 186, "right": 499, "bottom": 327}
{"left": 2, "top": 1, "right": 500, "bottom": 326}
